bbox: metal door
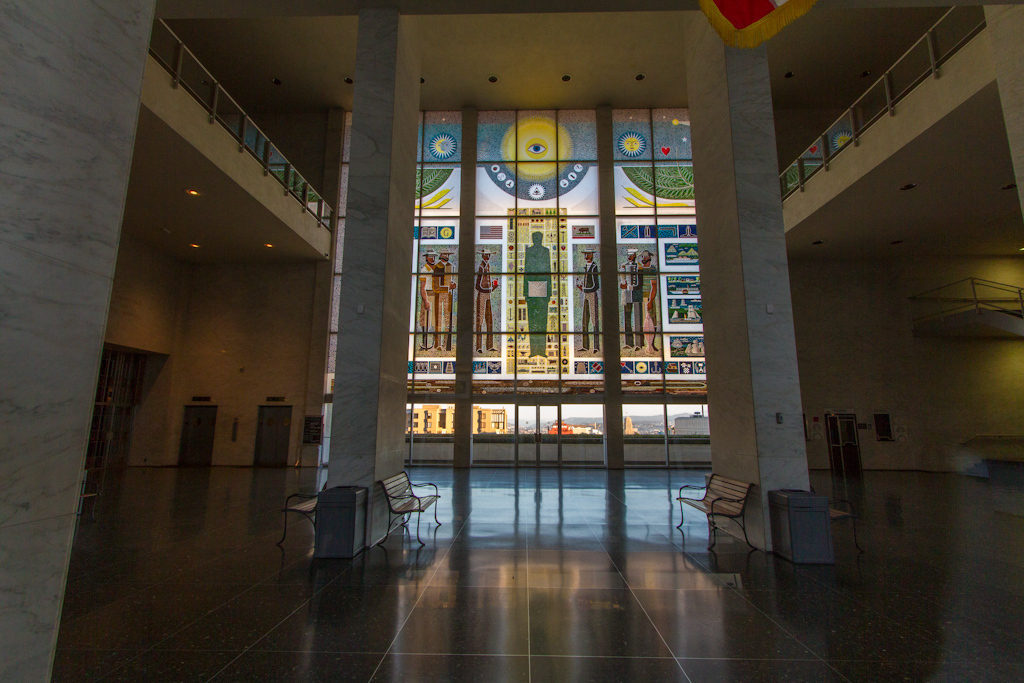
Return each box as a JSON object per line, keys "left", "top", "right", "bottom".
{"left": 255, "top": 405, "right": 292, "bottom": 467}
{"left": 179, "top": 405, "right": 217, "bottom": 466}
{"left": 825, "top": 413, "right": 862, "bottom": 477}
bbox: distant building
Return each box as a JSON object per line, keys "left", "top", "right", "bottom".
{"left": 546, "top": 422, "right": 598, "bottom": 435}
{"left": 673, "top": 413, "right": 710, "bottom": 437}
{"left": 410, "top": 405, "right": 509, "bottom": 434}
{"left": 623, "top": 416, "right": 637, "bottom": 436}
{"left": 475, "top": 406, "right": 508, "bottom": 434}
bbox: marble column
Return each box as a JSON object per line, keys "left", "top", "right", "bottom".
{"left": 985, "top": 5, "right": 1024, "bottom": 214}
{"left": 328, "top": 8, "right": 420, "bottom": 544}
{"left": 453, "top": 109, "right": 478, "bottom": 468}
{"left": 684, "top": 16, "right": 809, "bottom": 549}
{"left": 596, "top": 106, "right": 624, "bottom": 469}
{"left": 299, "top": 109, "right": 346, "bottom": 467}
{"left": 0, "top": 1, "right": 156, "bottom": 678}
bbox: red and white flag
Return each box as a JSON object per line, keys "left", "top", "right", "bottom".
{"left": 699, "top": 0, "right": 817, "bottom": 48}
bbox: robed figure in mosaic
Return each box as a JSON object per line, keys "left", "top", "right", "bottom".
{"left": 418, "top": 250, "right": 437, "bottom": 349}
{"left": 474, "top": 249, "right": 498, "bottom": 352}
{"left": 434, "top": 250, "right": 456, "bottom": 351}
{"left": 576, "top": 248, "right": 600, "bottom": 352}
{"left": 524, "top": 231, "right": 551, "bottom": 357}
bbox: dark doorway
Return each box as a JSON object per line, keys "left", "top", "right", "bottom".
{"left": 825, "top": 413, "right": 862, "bottom": 477}
{"left": 179, "top": 405, "right": 217, "bottom": 466}
{"left": 255, "top": 405, "right": 292, "bottom": 467}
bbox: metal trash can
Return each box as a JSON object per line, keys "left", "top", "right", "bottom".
{"left": 314, "top": 486, "right": 367, "bottom": 558}
{"left": 769, "top": 489, "right": 834, "bottom": 564}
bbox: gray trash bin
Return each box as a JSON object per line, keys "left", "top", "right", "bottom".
{"left": 769, "top": 489, "right": 834, "bottom": 564}
{"left": 314, "top": 486, "right": 367, "bottom": 559}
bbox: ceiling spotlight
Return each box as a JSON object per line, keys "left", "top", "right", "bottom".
{"left": 812, "top": 239, "right": 824, "bottom": 245}
{"left": 784, "top": 71, "right": 795, "bottom": 79}
{"left": 271, "top": 77, "right": 282, "bottom": 86}
{"left": 344, "top": 77, "right": 353, "bottom": 84}
{"left": 635, "top": 73, "right": 646, "bottom": 81}
{"left": 420, "top": 77, "right": 425, "bottom": 84}
{"left": 561, "top": 74, "right": 571, "bottom": 82}
{"left": 890, "top": 239, "right": 904, "bottom": 245}
{"left": 860, "top": 70, "right": 872, "bottom": 78}
{"left": 488, "top": 75, "right": 498, "bottom": 83}
{"left": 189, "top": 243, "right": 200, "bottom": 248}
{"left": 1002, "top": 183, "right": 1017, "bottom": 190}
{"left": 899, "top": 183, "right": 918, "bottom": 191}
{"left": 185, "top": 188, "right": 201, "bottom": 197}
{"left": 264, "top": 243, "right": 274, "bottom": 248}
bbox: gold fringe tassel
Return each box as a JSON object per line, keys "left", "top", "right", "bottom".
{"left": 698, "top": 0, "right": 818, "bottom": 48}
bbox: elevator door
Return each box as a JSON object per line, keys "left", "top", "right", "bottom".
{"left": 179, "top": 405, "right": 217, "bottom": 466}
{"left": 826, "top": 413, "right": 862, "bottom": 477}
{"left": 255, "top": 405, "right": 292, "bottom": 467}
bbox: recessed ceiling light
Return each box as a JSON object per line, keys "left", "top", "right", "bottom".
{"left": 784, "top": 71, "right": 795, "bottom": 79}
{"left": 185, "top": 188, "right": 200, "bottom": 197}
{"left": 890, "top": 239, "right": 904, "bottom": 245}
{"left": 344, "top": 77, "right": 353, "bottom": 84}
{"left": 420, "top": 77, "right": 425, "bottom": 84}
{"left": 488, "top": 75, "right": 498, "bottom": 83}
{"left": 1018, "top": 246, "right": 1024, "bottom": 252}
{"left": 1002, "top": 183, "right": 1017, "bottom": 190}
{"left": 264, "top": 243, "right": 274, "bottom": 248}
{"left": 812, "top": 239, "right": 824, "bottom": 245}
{"left": 271, "top": 77, "right": 282, "bottom": 86}
{"left": 899, "top": 183, "right": 918, "bottom": 191}
{"left": 635, "top": 73, "right": 646, "bottom": 81}
{"left": 860, "top": 70, "right": 872, "bottom": 78}
{"left": 561, "top": 74, "right": 571, "bottom": 82}
{"left": 189, "top": 243, "right": 200, "bottom": 248}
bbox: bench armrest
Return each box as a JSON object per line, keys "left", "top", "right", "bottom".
{"left": 708, "top": 494, "right": 746, "bottom": 514}
{"left": 677, "top": 483, "right": 706, "bottom": 500}
{"left": 830, "top": 498, "right": 856, "bottom": 514}
{"left": 285, "top": 492, "right": 317, "bottom": 506}
{"left": 411, "top": 482, "right": 439, "bottom": 497}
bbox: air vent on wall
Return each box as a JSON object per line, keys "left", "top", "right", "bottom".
{"left": 266, "top": 396, "right": 286, "bottom": 402}
{"left": 191, "top": 396, "right": 212, "bottom": 402}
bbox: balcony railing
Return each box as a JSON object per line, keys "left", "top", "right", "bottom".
{"left": 148, "top": 19, "right": 333, "bottom": 230}
{"left": 909, "top": 277, "right": 1024, "bottom": 324}
{"left": 780, "top": 6, "right": 987, "bottom": 200}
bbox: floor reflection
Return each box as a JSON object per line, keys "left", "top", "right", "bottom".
{"left": 54, "top": 467, "right": 1024, "bottom": 681}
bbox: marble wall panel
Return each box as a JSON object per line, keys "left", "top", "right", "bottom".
{"left": 985, "top": 5, "right": 1024, "bottom": 212}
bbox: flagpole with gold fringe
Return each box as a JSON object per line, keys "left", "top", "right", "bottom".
{"left": 698, "top": 0, "right": 818, "bottom": 48}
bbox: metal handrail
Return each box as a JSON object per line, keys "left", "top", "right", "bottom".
{"left": 909, "top": 277, "right": 1024, "bottom": 323}
{"left": 780, "top": 6, "right": 987, "bottom": 200}
{"left": 148, "top": 19, "right": 333, "bottom": 231}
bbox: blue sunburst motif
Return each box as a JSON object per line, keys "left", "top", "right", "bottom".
{"left": 429, "top": 133, "right": 457, "bottom": 160}
{"left": 617, "top": 131, "right": 647, "bottom": 158}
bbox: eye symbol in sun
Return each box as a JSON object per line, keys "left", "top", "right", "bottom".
{"left": 525, "top": 140, "right": 548, "bottom": 158}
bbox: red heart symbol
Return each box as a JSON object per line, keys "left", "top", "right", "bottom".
{"left": 809, "top": 145, "right": 818, "bottom": 153}
{"left": 661, "top": 147, "right": 670, "bottom": 155}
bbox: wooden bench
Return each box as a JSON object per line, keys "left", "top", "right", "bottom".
{"left": 676, "top": 474, "right": 754, "bottom": 549}
{"left": 276, "top": 491, "right": 318, "bottom": 545}
{"left": 379, "top": 471, "right": 441, "bottom": 545}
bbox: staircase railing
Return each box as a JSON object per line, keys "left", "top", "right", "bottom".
{"left": 909, "top": 277, "right": 1024, "bottom": 323}
{"left": 780, "top": 6, "right": 987, "bottom": 200}
{"left": 148, "top": 19, "right": 333, "bottom": 230}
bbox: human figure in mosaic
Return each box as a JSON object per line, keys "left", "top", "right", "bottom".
{"left": 434, "top": 250, "right": 456, "bottom": 351}
{"left": 639, "top": 249, "right": 659, "bottom": 352}
{"left": 619, "top": 248, "right": 642, "bottom": 349}
{"left": 524, "top": 231, "right": 551, "bottom": 357}
{"left": 474, "top": 249, "right": 498, "bottom": 352}
{"left": 576, "top": 248, "right": 600, "bottom": 352}
{"left": 418, "top": 250, "right": 437, "bottom": 349}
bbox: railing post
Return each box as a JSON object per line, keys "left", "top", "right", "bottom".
{"left": 172, "top": 41, "right": 184, "bottom": 89}
{"left": 237, "top": 114, "right": 247, "bottom": 152}
{"left": 926, "top": 29, "right": 940, "bottom": 79}
{"left": 283, "top": 163, "right": 292, "bottom": 195}
{"left": 883, "top": 72, "right": 895, "bottom": 116}
{"left": 302, "top": 183, "right": 309, "bottom": 212}
{"left": 797, "top": 159, "right": 805, "bottom": 192}
{"left": 209, "top": 82, "right": 219, "bottom": 124}
{"left": 848, "top": 108, "right": 859, "bottom": 147}
{"left": 821, "top": 134, "right": 830, "bottom": 171}
{"left": 1018, "top": 288, "right": 1023, "bottom": 319}
{"left": 262, "top": 141, "right": 271, "bottom": 176}
{"left": 971, "top": 278, "right": 979, "bottom": 314}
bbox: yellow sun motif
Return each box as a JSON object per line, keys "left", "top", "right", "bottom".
{"left": 501, "top": 116, "right": 572, "bottom": 181}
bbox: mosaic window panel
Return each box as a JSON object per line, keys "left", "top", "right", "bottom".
{"left": 653, "top": 162, "right": 696, "bottom": 214}
{"left": 651, "top": 109, "right": 692, "bottom": 161}
{"left": 612, "top": 110, "right": 653, "bottom": 162}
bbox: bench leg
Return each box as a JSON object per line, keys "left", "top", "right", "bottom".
{"left": 676, "top": 498, "right": 685, "bottom": 530}
{"left": 276, "top": 510, "right": 290, "bottom": 546}
{"left": 707, "top": 515, "right": 717, "bottom": 549}
{"left": 850, "top": 518, "right": 864, "bottom": 553}
{"left": 433, "top": 502, "right": 440, "bottom": 526}
{"left": 415, "top": 510, "right": 425, "bottom": 546}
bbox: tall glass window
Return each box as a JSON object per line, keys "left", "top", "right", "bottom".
{"left": 474, "top": 110, "right": 601, "bottom": 397}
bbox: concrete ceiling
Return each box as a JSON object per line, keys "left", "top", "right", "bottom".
{"left": 123, "top": 107, "right": 329, "bottom": 263}
{"left": 786, "top": 83, "right": 1023, "bottom": 260}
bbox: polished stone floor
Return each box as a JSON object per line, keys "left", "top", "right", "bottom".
{"left": 53, "top": 466, "right": 1024, "bottom": 681}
